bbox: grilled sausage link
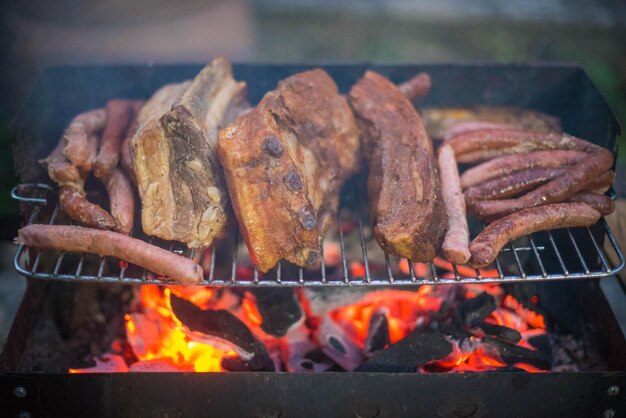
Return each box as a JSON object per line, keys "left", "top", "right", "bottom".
{"left": 63, "top": 108, "right": 107, "bottom": 171}
{"left": 569, "top": 192, "right": 615, "bottom": 216}
{"left": 16, "top": 225, "right": 203, "bottom": 284}
{"left": 464, "top": 167, "right": 567, "bottom": 202}
{"left": 94, "top": 100, "right": 135, "bottom": 179}
{"left": 40, "top": 139, "right": 82, "bottom": 186}
{"left": 460, "top": 150, "right": 586, "bottom": 189}
{"left": 438, "top": 144, "right": 470, "bottom": 264}
{"left": 467, "top": 148, "right": 614, "bottom": 221}
{"left": 468, "top": 202, "right": 600, "bottom": 268}
{"left": 398, "top": 72, "right": 431, "bottom": 101}
{"left": 59, "top": 186, "right": 116, "bottom": 230}
{"left": 447, "top": 129, "right": 601, "bottom": 164}
{"left": 103, "top": 168, "right": 135, "bottom": 235}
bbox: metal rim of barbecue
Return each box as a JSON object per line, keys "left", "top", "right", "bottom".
{"left": 11, "top": 183, "right": 625, "bottom": 287}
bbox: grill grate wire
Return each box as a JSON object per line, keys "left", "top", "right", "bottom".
{"left": 12, "top": 183, "right": 625, "bottom": 287}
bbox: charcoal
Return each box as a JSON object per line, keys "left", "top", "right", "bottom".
{"left": 456, "top": 292, "right": 496, "bottom": 327}
{"left": 356, "top": 331, "right": 452, "bottom": 373}
{"left": 477, "top": 322, "right": 522, "bottom": 343}
{"left": 363, "top": 310, "right": 390, "bottom": 357}
{"left": 482, "top": 336, "right": 551, "bottom": 370}
{"left": 249, "top": 289, "right": 303, "bottom": 336}
{"left": 170, "top": 294, "right": 274, "bottom": 371}
{"left": 528, "top": 333, "right": 551, "bottom": 354}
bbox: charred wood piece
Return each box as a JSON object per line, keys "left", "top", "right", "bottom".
{"left": 456, "top": 292, "right": 497, "bottom": 328}
{"left": 356, "top": 331, "right": 452, "bottom": 373}
{"left": 482, "top": 336, "right": 551, "bottom": 370}
{"left": 363, "top": 309, "right": 390, "bottom": 357}
{"left": 249, "top": 289, "right": 303, "bottom": 337}
{"left": 477, "top": 322, "right": 522, "bottom": 343}
{"left": 170, "top": 294, "right": 274, "bottom": 371}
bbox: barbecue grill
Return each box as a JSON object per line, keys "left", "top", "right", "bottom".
{"left": 3, "top": 62, "right": 625, "bottom": 418}
{"left": 10, "top": 63, "right": 625, "bottom": 287}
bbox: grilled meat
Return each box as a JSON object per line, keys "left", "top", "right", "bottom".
{"left": 348, "top": 70, "right": 445, "bottom": 262}
{"left": 218, "top": 69, "right": 360, "bottom": 272}
{"left": 421, "top": 106, "right": 561, "bottom": 140}
{"left": 131, "top": 57, "right": 246, "bottom": 248}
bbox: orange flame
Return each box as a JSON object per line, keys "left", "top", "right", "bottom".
{"left": 124, "top": 286, "right": 236, "bottom": 372}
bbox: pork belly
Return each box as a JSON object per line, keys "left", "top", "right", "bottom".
{"left": 218, "top": 69, "right": 360, "bottom": 272}
{"left": 348, "top": 70, "right": 446, "bottom": 262}
{"left": 131, "top": 57, "right": 246, "bottom": 248}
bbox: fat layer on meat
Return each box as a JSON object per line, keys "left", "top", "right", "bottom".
{"left": 348, "top": 70, "right": 446, "bottom": 262}
{"left": 131, "top": 57, "right": 246, "bottom": 248}
{"left": 218, "top": 69, "right": 360, "bottom": 272}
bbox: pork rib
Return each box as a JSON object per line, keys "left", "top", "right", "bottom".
{"left": 348, "top": 70, "right": 445, "bottom": 262}
{"left": 132, "top": 57, "right": 246, "bottom": 248}
{"left": 219, "top": 69, "right": 360, "bottom": 272}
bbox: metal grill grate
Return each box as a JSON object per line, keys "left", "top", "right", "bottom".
{"left": 12, "top": 183, "right": 625, "bottom": 286}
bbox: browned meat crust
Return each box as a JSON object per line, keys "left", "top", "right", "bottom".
{"left": 94, "top": 99, "right": 135, "bottom": 179}
{"left": 219, "top": 69, "right": 360, "bottom": 272}
{"left": 103, "top": 168, "right": 135, "bottom": 234}
{"left": 348, "top": 70, "right": 445, "bottom": 262}
{"left": 460, "top": 150, "right": 587, "bottom": 189}
{"left": 63, "top": 108, "right": 107, "bottom": 171}
{"left": 468, "top": 203, "right": 600, "bottom": 268}
{"left": 464, "top": 167, "right": 567, "bottom": 201}
{"left": 421, "top": 106, "right": 561, "bottom": 140}
{"left": 59, "top": 186, "right": 115, "bottom": 230}
{"left": 16, "top": 225, "right": 203, "bottom": 284}
{"left": 438, "top": 144, "right": 470, "bottom": 264}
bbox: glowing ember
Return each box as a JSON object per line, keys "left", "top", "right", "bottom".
{"left": 70, "top": 270, "right": 548, "bottom": 374}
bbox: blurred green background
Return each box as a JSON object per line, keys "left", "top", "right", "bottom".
{"left": 1, "top": 0, "right": 625, "bottom": 227}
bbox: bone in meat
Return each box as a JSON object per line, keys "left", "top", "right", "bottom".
{"left": 218, "top": 69, "right": 360, "bottom": 272}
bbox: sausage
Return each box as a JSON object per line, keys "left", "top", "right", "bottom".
{"left": 569, "top": 192, "right": 614, "bottom": 215}
{"left": 94, "top": 100, "right": 134, "bottom": 179}
{"left": 63, "top": 108, "right": 107, "bottom": 171}
{"left": 467, "top": 148, "right": 614, "bottom": 221}
{"left": 59, "top": 187, "right": 115, "bottom": 230}
{"left": 460, "top": 150, "right": 587, "bottom": 189}
{"left": 583, "top": 170, "right": 615, "bottom": 194}
{"left": 443, "top": 122, "right": 516, "bottom": 142}
{"left": 16, "top": 225, "right": 203, "bottom": 285}
{"left": 447, "top": 129, "right": 601, "bottom": 164}
{"left": 103, "top": 168, "right": 135, "bottom": 235}
{"left": 40, "top": 139, "right": 82, "bottom": 186}
{"left": 464, "top": 167, "right": 567, "bottom": 201}
{"left": 120, "top": 101, "right": 144, "bottom": 184}
{"left": 468, "top": 202, "right": 600, "bottom": 268}
{"left": 398, "top": 72, "right": 431, "bottom": 101}
{"left": 438, "top": 144, "right": 470, "bottom": 264}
